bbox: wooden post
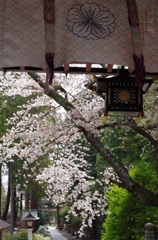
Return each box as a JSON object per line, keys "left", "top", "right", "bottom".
{"left": 0, "top": 164, "right": 2, "bottom": 240}
{"left": 10, "top": 162, "right": 14, "bottom": 235}
{"left": 57, "top": 205, "right": 60, "bottom": 229}
{"left": 31, "top": 191, "right": 38, "bottom": 232}
{"left": 144, "top": 223, "right": 155, "bottom": 240}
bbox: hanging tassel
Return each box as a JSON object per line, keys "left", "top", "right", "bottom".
{"left": 136, "top": 117, "right": 140, "bottom": 123}
{"left": 103, "top": 111, "right": 108, "bottom": 122}
{"left": 44, "top": 0, "right": 55, "bottom": 84}
{"left": 126, "top": 0, "right": 146, "bottom": 88}
{"left": 45, "top": 52, "right": 54, "bottom": 84}
{"left": 45, "top": 68, "right": 50, "bottom": 94}
{"left": 133, "top": 54, "right": 145, "bottom": 87}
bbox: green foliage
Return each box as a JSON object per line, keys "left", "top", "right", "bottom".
{"left": 4, "top": 95, "right": 30, "bottom": 132}
{"left": 130, "top": 151, "right": 157, "bottom": 191}
{"left": 3, "top": 229, "right": 28, "bottom": 240}
{"left": 102, "top": 155, "right": 158, "bottom": 240}
{"left": 33, "top": 233, "right": 51, "bottom": 240}
{"left": 2, "top": 231, "right": 10, "bottom": 240}
{"left": 59, "top": 204, "right": 69, "bottom": 220}
{"left": 98, "top": 126, "right": 146, "bottom": 170}
{"left": 37, "top": 200, "right": 48, "bottom": 226}
{"left": 37, "top": 199, "right": 54, "bottom": 227}
{"left": 102, "top": 186, "right": 144, "bottom": 240}
{"left": 61, "top": 203, "right": 82, "bottom": 232}
{"left": 14, "top": 153, "right": 51, "bottom": 199}
{"left": 32, "top": 234, "right": 41, "bottom": 240}
{"left": 82, "top": 142, "right": 97, "bottom": 179}
{"left": 0, "top": 92, "right": 10, "bottom": 137}
{"left": 102, "top": 186, "right": 158, "bottom": 240}
{"left": 68, "top": 215, "right": 82, "bottom": 233}
{"left": 37, "top": 225, "right": 51, "bottom": 238}
{"left": 4, "top": 93, "right": 52, "bottom": 199}
{"left": 16, "top": 230, "right": 28, "bottom": 240}
{"left": 2, "top": 229, "right": 51, "bottom": 240}
{"left": 71, "top": 138, "right": 97, "bottom": 179}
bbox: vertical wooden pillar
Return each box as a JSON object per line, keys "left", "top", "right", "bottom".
{"left": 20, "top": 193, "right": 23, "bottom": 214}
{"left": 156, "top": 149, "right": 158, "bottom": 178}
{"left": 0, "top": 164, "right": 2, "bottom": 240}
{"left": 24, "top": 190, "right": 30, "bottom": 228}
{"left": 25, "top": 190, "right": 29, "bottom": 209}
{"left": 31, "top": 191, "right": 38, "bottom": 232}
{"left": 10, "top": 162, "right": 14, "bottom": 235}
{"left": 57, "top": 205, "right": 60, "bottom": 229}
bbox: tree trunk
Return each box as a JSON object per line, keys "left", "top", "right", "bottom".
{"left": 24, "top": 190, "right": 30, "bottom": 228}
{"left": 10, "top": 162, "right": 14, "bottom": 235}
{"left": 57, "top": 205, "right": 60, "bottom": 229}
{"left": 0, "top": 164, "right": 2, "bottom": 240}
{"left": 14, "top": 186, "right": 17, "bottom": 227}
{"left": 25, "top": 190, "right": 29, "bottom": 209}
{"left": 20, "top": 193, "right": 23, "bottom": 214}
{"left": 92, "top": 219, "right": 98, "bottom": 240}
{"left": 31, "top": 190, "right": 38, "bottom": 232}
{"left": 156, "top": 149, "right": 158, "bottom": 178}
{"left": 0, "top": 164, "right": 2, "bottom": 219}
{"left": 2, "top": 166, "right": 10, "bottom": 220}
{"left": 82, "top": 128, "right": 158, "bottom": 205}
{"left": 31, "top": 190, "right": 38, "bottom": 209}
{"left": 29, "top": 72, "right": 158, "bottom": 207}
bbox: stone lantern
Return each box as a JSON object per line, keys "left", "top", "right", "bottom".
{"left": 144, "top": 222, "right": 155, "bottom": 240}
{"left": 21, "top": 209, "right": 39, "bottom": 240}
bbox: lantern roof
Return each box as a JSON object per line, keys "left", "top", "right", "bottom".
{"left": 96, "top": 68, "right": 154, "bottom": 94}
{"left": 21, "top": 209, "right": 39, "bottom": 221}
{"left": 0, "top": 219, "right": 11, "bottom": 230}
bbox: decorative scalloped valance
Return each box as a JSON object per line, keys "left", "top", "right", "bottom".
{"left": 0, "top": 0, "right": 157, "bottom": 85}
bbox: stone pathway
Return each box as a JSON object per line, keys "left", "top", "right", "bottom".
{"left": 48, "top": 226, "right": 79, "bottom": 240}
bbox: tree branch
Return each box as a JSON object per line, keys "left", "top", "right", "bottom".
{"left": 28, "top": 72, "right": 158, "bottom": 207}
{"left": 109, "top": 178, "right": 125, "bottom": 188}
{"left": 96, "top": 119, "right": 158, "bottom": 149}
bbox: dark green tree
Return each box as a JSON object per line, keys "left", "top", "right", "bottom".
{"left": 102, "top": 151, "right": 158, "bottom": 240}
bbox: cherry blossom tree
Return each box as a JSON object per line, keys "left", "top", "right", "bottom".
{"left": 28, "top": 71, "right": 158, "bottom": 206}
{"left": 0, "top": 72, "right": 108, "bottom": 234}
{"left": 0, "top": 70, "right": 158, "bottom": 235}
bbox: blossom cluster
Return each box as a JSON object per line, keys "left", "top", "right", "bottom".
{"left": 0, "top": 71, "right": 109, "bottom": 235}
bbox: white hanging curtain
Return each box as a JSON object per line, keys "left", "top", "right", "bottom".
{"left": 0, "top": 0, "right": 157, "bottom": 79}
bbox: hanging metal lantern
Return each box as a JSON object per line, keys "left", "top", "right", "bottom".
{"left": 96, "top": 72, "right": 153, "bottom": 118}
